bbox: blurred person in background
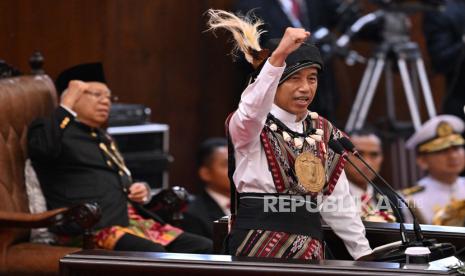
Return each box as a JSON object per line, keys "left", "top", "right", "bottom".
{"left": 182, "top": 138, "right": 230, "bottom": 240}
{"left": 345, "top": 128, "right": 397, "bottom": 223}
{"left": 423, "top": 0, "right": 465, "bottom": 126}
{"left": 404, "top": 115, "right": 465, "bottom": 226}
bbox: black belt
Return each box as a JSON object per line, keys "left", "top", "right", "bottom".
{"left": 233, "top": 193, "right": 323, "bottom": 240}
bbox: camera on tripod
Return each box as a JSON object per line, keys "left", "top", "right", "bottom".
{"left": 371, "top": 0, "right": 445, "bottom": 43}
{"left": 338, "top": 0, "right": 445, "bottom": 133}
{"left": 337, "top": 0, "right": 444, "bottom": 49}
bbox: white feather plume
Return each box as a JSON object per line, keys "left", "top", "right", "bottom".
{"left": 206, "top": 9, "right": 267, "bottom": 65}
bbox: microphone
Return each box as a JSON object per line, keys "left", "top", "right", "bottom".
{"left": 337, "top": 136, "right": 424, "bottom": 242}
{"left": 335, "top": 137, "right": 456, "bottom": 261}
{"left": 328, "top": 139, "right": 410, "bottom": 245}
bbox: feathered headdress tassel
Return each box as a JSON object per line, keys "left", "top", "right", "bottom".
{"left": 206, "top": 9, "right": 269, "bottom": 69}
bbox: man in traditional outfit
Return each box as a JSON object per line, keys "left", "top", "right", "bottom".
{"left": 28, "top": 63, "right": 212, "bottom": 253}
{"left": 404, "top": 115, "right": 465, "bottom": 226}
{"left": 207, "top": 10, "right": 372, "bottom": 260}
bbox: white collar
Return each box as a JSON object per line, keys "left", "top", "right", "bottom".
{"left": 205, "top": 188, "right": 230, "bottom": 215}
{"left": 270, "top": 104, "right": 306, "bottom": 125}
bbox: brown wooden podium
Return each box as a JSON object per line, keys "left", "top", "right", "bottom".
{"left": 60, "top": 250, "right": 462, "bottom": 276}
{"left": 60, "top": 222, "right": 465, "bottom": 276}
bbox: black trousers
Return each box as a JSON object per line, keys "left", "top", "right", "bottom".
{"left": 114, "top": 231, "right": 212, "bottom": 254}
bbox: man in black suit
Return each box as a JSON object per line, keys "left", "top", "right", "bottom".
{"left": 28, "top": 63, "right": 212, "bottom": 253}
{"left": 423, "top": 0, "right": 465, "bottom": 130}
{"left": 182, "top": 138, "right": 230, "bottom": 239}
{"left": 235, "top": 0, "right": 343, "bottom": 42}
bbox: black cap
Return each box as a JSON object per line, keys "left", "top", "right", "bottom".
{"left": 55, "top": 62, "right": 106, "bottom": 95}
{"left": 265, "top": 39, "right": 323, "bottom": 84}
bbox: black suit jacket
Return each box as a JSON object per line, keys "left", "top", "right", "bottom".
{"left": 235, "top": 0, "right": 341, "bottom": 41}
{"left": 423, "top": 0, "right": 465, "bottom": 123}
{"left": 28, "top": 106, "right": 130, "bottom": 233}
{"left": 181, "top": 190, "right": 226, "bottom": 240}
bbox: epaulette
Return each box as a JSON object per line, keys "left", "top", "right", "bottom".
{"left": 401, "top": 185, "right": 425, "bottom": 196}
{"left": 59, "top": 117, "right": 71, "bottom": 129}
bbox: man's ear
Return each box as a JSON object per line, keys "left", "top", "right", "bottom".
{"left": 199, "top": 166, "right": 211, "bottom": 182}
{"left": 416, "top": 155, "right": 428, "bottom": 171}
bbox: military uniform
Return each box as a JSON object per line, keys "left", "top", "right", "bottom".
{"left": 402, "top": 176, "right": 465, "bottom": 225}
{"left": 404, "top": 114, "right": 465, "bottom": 225}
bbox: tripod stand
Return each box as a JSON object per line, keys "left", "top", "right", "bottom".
{"left": 340, "top": 8, "right": 440, "bottom": 189}
{"left": 344, "top": 10, "right": 437, "bottom": 132}
{"left": 345, "top": 40, "right": 437, "bottom": 132}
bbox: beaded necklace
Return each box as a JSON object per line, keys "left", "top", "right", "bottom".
{"left": 266, "top": 111, "right": 327, "bottom": 193}
{"left": 267, "top": 111, "right": 324, "bottom": 150}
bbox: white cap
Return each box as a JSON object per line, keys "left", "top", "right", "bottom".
{"left": 405, "top": 246, "right": 431, "bottom": 256}
{"left": 405, "top": 115, "right": 465, "bottom": 153}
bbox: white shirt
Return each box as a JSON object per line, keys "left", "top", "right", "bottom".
{"left": 206, "top": 188, "right": 231, "bottom": 216}
{"left": 229, "top": 59, "right": 372, "bottom": 260}
{"left": 349, "top": 181, "right": 375, "bottom": 200}
{"left": 349, "top": 181, "right": 375, "bottom": 215}
{"left": 405, "top": 176, "right": 465, "bottom": 224}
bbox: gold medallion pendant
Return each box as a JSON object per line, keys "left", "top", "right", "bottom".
{"left": 295, "top": 151, "right": 325, "bottom": 193}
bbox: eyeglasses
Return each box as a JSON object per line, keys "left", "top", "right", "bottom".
{"left": 84, "top": 90, "right": 119, "bottom": 102}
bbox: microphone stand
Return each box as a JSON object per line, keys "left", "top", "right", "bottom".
{"left": 337, "top": 137, "right": 456, "bottom": 262}
{"left": 338, "top": 137, "right": 424, "bottom": 242}
{"left": 328, "top": 139, "right": 409, "bottom": 245}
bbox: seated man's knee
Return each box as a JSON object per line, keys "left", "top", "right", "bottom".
{"left": 114, "top": 233, "right": 166, "bottom": 252}
{"left": 167, "top": 232, "right": 213, "bottom": 254}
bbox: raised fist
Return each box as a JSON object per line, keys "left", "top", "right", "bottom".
{"left": 269, "top": 27, "right": 311, "bottom": 67}
{"left": 60, "top": 80, "right": 89, "bottom": 110}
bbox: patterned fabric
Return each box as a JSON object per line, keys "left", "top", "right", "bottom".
{"left": 233, "top": 113, "right": 345, "bottom": 260}
{"left": 260, "top": 114, "right": 346, "bottom": 196}
{"left": 360, "top": 193, "right": 396, "bottom": 223}
{"left": 94, "top": 205, "right": 183, "bottom": 249}
{"left": 235, "top": 229, "right": 324, "bottom": 260}
{"left": 56, "top": 205, "right": 183, "bottom": 249}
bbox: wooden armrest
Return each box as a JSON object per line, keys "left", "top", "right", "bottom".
{"left": 0, "top": 203, "right": 101, "bottom": 229}
{"left": 0, "top": 208, "right": 68, "bottom": 228}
